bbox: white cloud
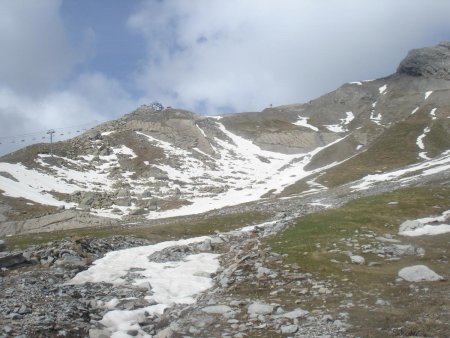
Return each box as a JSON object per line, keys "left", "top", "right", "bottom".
{"left": 0, "top": 1, "right": 137, "bottom": 156}
{"left": 0, "top": 0, "right": 87, "bottom": 94}
{"left": 128, "top": 0, "right": 450, "bottom": 114}
{"left": 1, "top": 0, "right": 450, "bottom": 156}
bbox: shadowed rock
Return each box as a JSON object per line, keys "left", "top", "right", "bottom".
{"left": 397, "top": 41, "right": 450, "bottom": 80}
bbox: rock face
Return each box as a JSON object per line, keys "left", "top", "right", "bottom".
{"left": 397, "top": 41, "right": 450, "bottom": 80}
{"left": 398, "top": 265, "right": 444, "bottom": 282}
{"left": 0, "top": 253, "right": 26, "bottom": 268}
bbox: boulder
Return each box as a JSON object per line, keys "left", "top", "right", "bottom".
{"left": 80, "top": 192, "right": 95, "bottom": 207}
{"left": 248, "top": 302, "right": 274, "bottom": 316}
{"left": 201, "top": 305, "right": 233, "bottom": 315}
{"left": 54, "top": 255, "right": 87, "bottom": 269}
{"left": 399, "top": 220, "right": 422, "bottom": 233}
{"left": 398, "top": 265, "right": 444, "bottom": 282}
{"left": 0, "top": 253, "right": 27, "bottom": 268}
{"left": 280, "top": 324, "right": 298, "bottom": 334}
{"left": 350, "top": 255, "right": 365, "bottom": 265}
{"left": 275, "top": 308, "right": 309, "bottom": 319}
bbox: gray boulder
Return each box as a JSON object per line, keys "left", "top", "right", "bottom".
{"left": 248, "top": 302, "right": 274, "bottom": 316}
{"left": 398, "top": 265, "right": 444, "bottom": 282}
{"left": 0, "top": 253, "right": 27, "bottom": 268}
{"left": 201, "top": 305, "right": 233, "bottom": 315}
{"left": 0, "top": 240, "right": 6, "bottom": 252}
{"left": 54, "top": 255, "right": 86, "bottom": 269}
{"left": 80, "top": 192, "right": 95, "bottom": 207}
{"left": 274, "top": 308, "right": 309, "bottom": 319}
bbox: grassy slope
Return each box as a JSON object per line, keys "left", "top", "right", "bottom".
{"left": 316, "top": 111, "right": 449, "bottom": 188}
{"left": 267, "top": 185, "right": 450, "bottom": 337}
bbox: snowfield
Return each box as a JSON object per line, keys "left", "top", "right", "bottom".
{"left": 68, "top": 221, "right": 277, "bottom": 338}
{"left": 0, "top": 122, "right": 351, "bottom": 220}
{"left": 69, "top": 236, "right": 219, "bottom": 338}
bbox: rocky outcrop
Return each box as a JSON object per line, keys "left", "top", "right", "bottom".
{"left": 397, "top": 41, "right": 450, "bottom": 80}
{"left": 0, "top": 210, "right": 118, "bottom": 237}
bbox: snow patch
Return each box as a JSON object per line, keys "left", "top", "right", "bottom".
{"left": 399, "top": 210, "right": 450, "bottom": 236}
{"left": 324, "top": 112, "right": 354, "bottom": 132}
{"left": 113, "top": 145, "right": 137, "bottom": 159}
{"left": 351, "top": 151, "right": 450, "bottom": 191}
{"left": 430, "top": 108, "right": 437, "bottom": 120}
{"left": 416, "top": 127, "right": 430, "bottom": 150}
{"left": 370, "top": 111, "right": 382, "bottom": 125}
{"left": 411, "top": 107, "right": 419, "bottom": 115}
{"left": 196, "top": 124, "right": 207, "bottom": 137}
{"left": 293, "top": 116, "right": 318, "bottom": 132}
{"left": 378, "top": 84, "right": 387, "bottom": 94}
{"left": 424, "top": 91, "right": 433, "bottom": 100}
{"left": 69, "top": 236, "right": 220, "bottom": 336}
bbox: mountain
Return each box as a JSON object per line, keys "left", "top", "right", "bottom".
{"left": 0, "top": 42, "right": 449, "bottom": 236}
{"left": 1, "top": 42, "right": 450, "bottom": 338}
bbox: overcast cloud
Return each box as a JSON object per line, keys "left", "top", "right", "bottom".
{"left": 1, "top": 0, "right": 450, "bottom": 155}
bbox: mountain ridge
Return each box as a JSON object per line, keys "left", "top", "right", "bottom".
{"left": 0, "top": 41, "right": 449, "bottom": 234}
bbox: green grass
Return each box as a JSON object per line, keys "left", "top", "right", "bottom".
{"left": 268, "top": 186, "right": 450, "bottom": 271}
{"left": 426, "top": 120, "right": 450, "bottom": 157}
{"left": 5, "top": 211, "right": 270, "bottom": 250}
{"left": 266, "top": 185, "right": 450, "bottom": 337}
{"left": 317, "top": 116, "right": 429, "bottom": 187}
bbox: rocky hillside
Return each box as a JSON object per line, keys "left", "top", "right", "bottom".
{"left": 1, "top": 42, "right": 450, "bottom": 236}
{"left": 0, "top": 42, "right": 450, "bottom": 338}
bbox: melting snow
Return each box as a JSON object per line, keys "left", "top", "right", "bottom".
{"left": 114, "top": 145, "right": 137, "bottom": 159}
{"left": 69, "top": 236, "right": 219, "bottom": 337}
{"left": 416, "top": 127, "right": 431, "bottom": 160}
{"left": 0, "top": 122, "right": 362, "bottom": 220}
{"left": 68, "top": 221, "right": 281, "bottom": 337}
{"left": 0, "top": 162, "right": 78, "bottom": 207}
{"left": 144, "top": 123, "right": 348, "bottom": 219}
{"left": 411, "top": 107, "right": 419, "bottom": 115}
{"left": 430, "top": 108, "right": 437, "bottom": 120}
{"left": 399, "top": 210, "right": 450, "bottom": 236}
{"left": 325, "top": 124, "right": 345, "bottom": 133}
{"left": 293, "top": 116, "right": 319, "bottom": 131}
{"left": 349, "top": 81, "right": 362, "bottom": 85}
{"left": 196, "top": 124, "right": 207, "bottom": 137}
{"left": 101, "top": 131, "right": 115, "bottom": 136}
{"left": 370, "top": 111, "right": 383, "bottom": 125}
{"left": 416, "top": 127, "right": 430, "bottom": 150}
{"left": 424, "top": 91, "right": 433, "bottom": 100}
{"left": 379, "top": 84, "right": 387, "bottom": 94}
{"left": 324, "top": 112, "right": 354, "bottom": 132}
{"left": 351, "top": 151, "right": 450, "bottom": 191}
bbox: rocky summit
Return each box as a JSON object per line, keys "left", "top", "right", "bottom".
{"left": 0, "top": 42, "right": 450, "bottom": 338}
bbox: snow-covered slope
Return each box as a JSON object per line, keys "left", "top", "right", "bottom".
{"left": 1, "top": 42, "right": 450, "bottom": 227}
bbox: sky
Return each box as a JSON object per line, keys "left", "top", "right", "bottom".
{"left": 1, "top": 0, "right": 450, "bottom": 155}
